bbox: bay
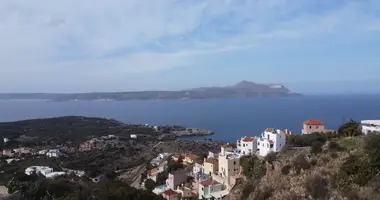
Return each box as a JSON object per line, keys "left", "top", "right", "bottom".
{"left": 1, "top": 95, "right": 380, "bottom": 142}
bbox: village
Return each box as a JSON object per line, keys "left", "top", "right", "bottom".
{"left": 0, "top": 119, "right": 379, "bottom": 199}
{"left": 140, "top": 119, "right": 339, "bottom": 200}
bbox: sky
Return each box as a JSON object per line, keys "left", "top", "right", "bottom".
{"left": 0, "top": 0, "right": 380, "bottom": 94}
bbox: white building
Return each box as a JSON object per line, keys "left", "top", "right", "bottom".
{"left": 3, "top": 138, "right": 10, "bottom": 143}
{"left": 237, "top": 136, "right": 257, "bottom": 156}
{"left": 38, "top": 150, "right": 48, "bottom": 155}
{"left": 45, "top": 172, "right": 66, "bottom": 179}
{"left": 198, "top": 178, "right": 223, "bottom": 199}
{"left": 218, "top": 144, "right": 241, "bottom": 178}
{"left": 25, "top": 166, "right": 53, "bottom": 176}
{"left": 130, "top": 134, "right": 137, "bottom": 139}
{"left": 193, "top": 162, "right": 203, "bottom": 175}
{"left": 46, "top": 149, "right": 62, "bottom": 158}
{"left": 361, "top": 120, "right": 380, "bottom": 135}
{"left": 257, "top": 128, "right": 286, "bottom": 157}
{"left": 25, "top": 166, "right": 66, "bottom": 179}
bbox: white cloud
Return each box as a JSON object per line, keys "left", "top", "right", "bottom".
{"left": 0, "top": 0, "right": 379, "bottom": 92}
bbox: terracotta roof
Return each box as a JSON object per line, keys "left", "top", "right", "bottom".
{"left": 242, "top": 136, "right": 256, "bottom": 142}
{"left": 265, "top": 128, "right": 273, "bottom": 132}
{"left": 150, "top": 168, "right": 157, "bottom": 175}
{"left": 185, "top": 153, "right": 198, "bottom": 160}
{"left": 200, "top": 178, "right": 220, "bottom": 186}
{"left": 269, "top": 140, "right": 274, "bottom": 144}
{"left": 303, "top": 120, "right": 324, "bottom": 125}
{"left": 159, "top": 161, "right": 167, "bottom": 167}
{"left": 205, "top": 158, "right": 218, "bottom": 165}
{"left": 163, "top": 189, "right": 178, "bottom": 196}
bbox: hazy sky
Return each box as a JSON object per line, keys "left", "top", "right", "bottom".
{"left": 1, "top": 0, "right": 380, "bottom": 94}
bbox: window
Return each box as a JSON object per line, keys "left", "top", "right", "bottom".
{"left": 309, "top": 126, "right": 312, "bottom": 129}
{"left": 234, "top": 161, "right": 236, "bottom": 165}
{"left": 316, "top": 126, "right": 319, "bottom": 129}
{"left": 202, "top": 187, "right": 204, "bottom": 191}
{"left": 267, "top": 134, "right": 270, "bottom": 140}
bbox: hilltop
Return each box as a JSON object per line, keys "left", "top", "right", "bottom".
{"left": 226, "top": 123, "right": 380, "bottom": 200}
{"left": 0, "top": 81, "right": 302, "bottom": 101}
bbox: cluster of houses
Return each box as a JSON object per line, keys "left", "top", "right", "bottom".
{"left": 25, "top": 166, "right": 66, "bottom": 179}
{"left": 146, "top": 119, "right": 348, "bottom": 200}
{"left": 146, "top": 126, "right": 297, "bottom": 200}
{"left": 1, "top": 147, "right": 63, "bottom": 158}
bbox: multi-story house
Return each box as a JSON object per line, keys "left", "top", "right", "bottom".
{"left": 218, "top": 145, "right": 240, "bottom": 178}
{"left": 302, "top": 120, "right": 325, "bottom": 134}
{"left": 203, "top": 158, "right": 218, "bottom": 176}
{"left": 198, "top": 179, "right": 223, "bottom": 199}
{"left": 193, "top": 162, "right": 203, "bottom": 175}
{"left": 361, "top": 120, "right": 380, "bottom": 134}
{"left": 46, "top": 149, "right": 62, "bottom": 158}
{"left": 166, "top": 169, "right": 188, "bottom": 190}
{"left": 257, "top": 128, "right": 286, "bottom": 157}
{"left": 236, "top": 136, "right": 257, "bottom": 155}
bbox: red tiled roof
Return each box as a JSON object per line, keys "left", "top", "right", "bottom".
{"left": 159, "top": 161, "right": 167, "bottom": 167}
{"left": 163, "top": 189, "right": 178, "bottom": 196}
{"left": 269, "top": 140, "right": 274, "bottom": 144}
{"left": 205, "top": 158, "right": 218, "bottom": 165}
{"left": 185, "top": 153, "right": 198, "bottom": 160}
{"left": 303, "top": 120, "right": 324, "bottom": 125}
{"left": 265, "top": 128, "right": 273, "bottom": 132}
{"left": 150, "top": 168, "right": 157, "bottom": 175}
{"left": 200, "top": 179, "right": 220, "bottom": 186}
{"left": 242, "top": 136, "right": 256, "bottom": 142}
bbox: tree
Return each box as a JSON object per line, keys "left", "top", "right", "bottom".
{"left": 144, "top": 179, "right": 155, "bottom": 191}
{"left": 305, "top": 173, "right": 329, "bottom": 199}
{"left": 311, "top": 141, "right": 324, "bottom": 154}
{"left": 337, "top": 120, "right": 361, "bottom": 137}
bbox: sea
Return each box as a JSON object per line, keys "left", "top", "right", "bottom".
{"left": 1, "top": 95, "right": 380, "bottom": 142}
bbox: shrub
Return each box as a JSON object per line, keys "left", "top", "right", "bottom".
{"left": 310, "top": 158, "right": 318, "bottom": 166}
{"left": 328, "top": 141, "right": 343, "bottom": 151}
{"left": 242, "top": 182, "right": 254, "bottom": 199}
{"left": 144, "top": 179, "right": 155, "bottom": 191}
{"left": 265, "top": 152, "right": 277, "bottom": 165}
{"left": 293, "top": 154, "right": 310, "bottom": 174}
{"left": 281, "top": 165, "right": 291, "bottom": 175}
{"left": 310, "top": 141, "right": 324, "bottom": 154}
{"left": 330, "top": 152, "right": 338, "bottom": 159}
{"left": 345, "top": 190, "right": 361, "bottom": 200}
{"left": 287, "top": 133, "right": 327, "bottom": 147}
{"left": 253, "top": 186, "right": 273, "bottom": 200}
{"left": 305, "top": 173, "right": 329, "bottom": 199}
{"left": 337, "top": 120, "right": 362, "bottom": 137}
{"left": 240, "top": 155, "right": 267, "bottom": 179}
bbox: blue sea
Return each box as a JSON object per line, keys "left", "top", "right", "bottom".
{"left": 1, "top": 95, "right": 380, "bottom": 142}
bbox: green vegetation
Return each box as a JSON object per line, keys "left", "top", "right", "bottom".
{"left": 332, "top": 132, "right": 380, "bottom": 191}
{"left": 305, "top": 173, "right": 329, "bottom": 200}
{"left": 240, "top": 155, "right": 266, "bottom": 179}
{"left": 0, "top": 116, "right": 158, "bottom": 147}
{"left": 7, "top": 174, "right": 164, "bottom": 200}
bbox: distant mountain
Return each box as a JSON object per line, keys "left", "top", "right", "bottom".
{"left": 0, "top": 81, "right": 302, "bottom": 101}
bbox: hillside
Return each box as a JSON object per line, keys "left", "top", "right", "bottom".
{"left": 226, "top": 124, "right": 380, "bottom": 200}
{"left": 0, "top": 81, "right": 302, "bottom": 101}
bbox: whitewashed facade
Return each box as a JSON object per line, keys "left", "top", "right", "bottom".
{"left": 236, "top": 136, "right": 257, "bottom": 155}
{"left": 361, "top": 120, "right": 380, "bottom": 135}
{"left": 257, "top": 128, "right": 286, "bottom": 157}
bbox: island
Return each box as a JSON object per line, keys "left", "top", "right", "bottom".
{"left": 0, "top": 81, "right": 302, "bottom": 101}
